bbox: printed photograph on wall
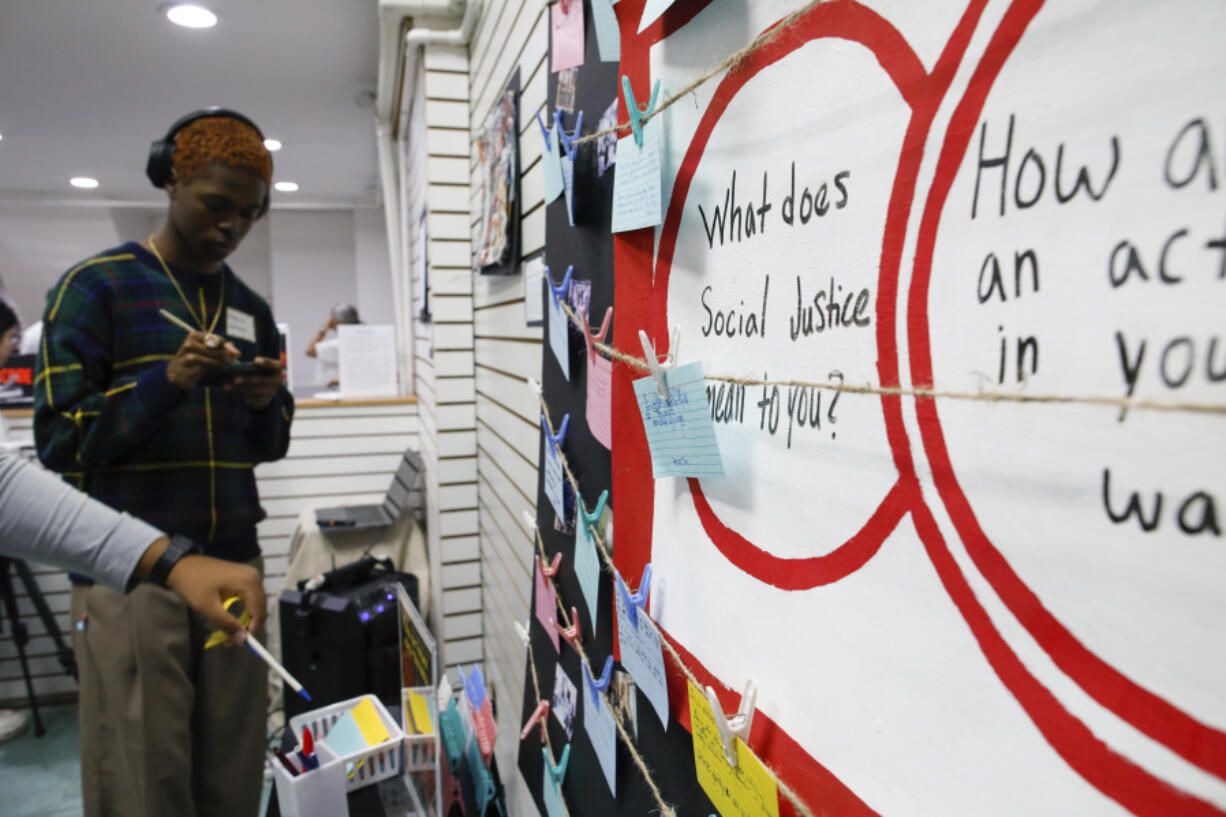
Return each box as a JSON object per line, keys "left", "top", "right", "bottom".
{"left": 475, "top": 70, "right": 521, "bottom": 275}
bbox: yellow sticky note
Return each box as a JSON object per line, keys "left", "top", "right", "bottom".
{"left": 407, "top": 690, "right": 434, "bottom": 736}
{"left": 351, "top": 696, "right": 392, "bottom": 746}
{"left": 687, "top": 681, "right": 779, "bottom": 817}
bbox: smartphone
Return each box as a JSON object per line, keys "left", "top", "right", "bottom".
{"left": 200, "top": 361, "right": 272, "bottom": 386}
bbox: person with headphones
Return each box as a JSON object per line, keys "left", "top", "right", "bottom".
{"left": 33, "top": 109, "right": 293, "bottom": 817}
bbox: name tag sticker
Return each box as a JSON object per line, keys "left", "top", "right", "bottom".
{"left": 226, "top": 307, "right": 256, "bottom": 342}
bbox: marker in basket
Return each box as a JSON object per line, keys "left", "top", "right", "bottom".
{"left": 300, "top": 727, "right": 320, "bottom": 771}
{"left": 245, "top": 632, "right": 312, "bottom": 701}
{"left": 272, "top": 747, "right": 300, "bottom": 777}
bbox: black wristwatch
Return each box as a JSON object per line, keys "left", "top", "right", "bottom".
{"left": 149, "top": 534, "right": 202, "bottom": 588}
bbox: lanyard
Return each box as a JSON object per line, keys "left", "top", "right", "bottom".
{"left": 147, "top": 236, "right": 225, "bottom": 335}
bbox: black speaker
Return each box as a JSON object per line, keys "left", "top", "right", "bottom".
{"left": 278, "top": 557, "right": 419, "bottom": 721}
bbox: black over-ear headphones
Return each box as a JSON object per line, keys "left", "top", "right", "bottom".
{"left": 146, "top": 107, "right": 271, "bottom": 218}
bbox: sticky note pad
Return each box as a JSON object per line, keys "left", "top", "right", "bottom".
{"left": 575, "top": 518, "right": 602, "bottom": 633}
{"left": 351, "top": 696, "right": 392, "bottom": 746}
{"left": 548, "top": 289, "right": 570, "bottom": 380}
{"left": 615, "top": 575, "right": 669, "bottom": 728}
{"left": 550, "top": 0, "right": 584, "bottom": 72}
{"left": 688, "top": 681, "right": 780, "bottom": 817}
{"left": 321, "top": 711, "right": 369, "bottom": 759}
{"left": 611, "top": 117, "right": 663, "bottom": 233}
{"left": 591, "top": 0, "right": 620, "bottom": 62}
{"left": 407, "top": 690, "right": 433, "bottom": 736}
{"left": 633, "top": 361, "right": 725, "bottom": 477}
{"left": 543, "top": 128, "right": 564, "bottom": 205}
{"left": 587, "top": 351, "right": 613, "bottom": 449}
{"left": 583, "top": 664, "right": 617, "bottom": 795}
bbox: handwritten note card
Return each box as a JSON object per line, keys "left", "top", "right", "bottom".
{"left": 549, "top": 289, "right": 570, "bottom": 380}
{"left": 575, "top": 516, "right": 602, "bottom": 632}
{"left": 583, "top": 663, "right": 618, "bottom": 796}
{"left": 587, "top": 351, "right": 613, "bottom": 449}
{"left": 523, "top": 254, "right": 545, "bottom": 326}
{"left": 545, "top": 439, "right": 566, "bottom": 522}
{"left": 614, "top": 574, "right": 669, "bottom": 728}
{"left": 688, "top": 681, "right": 780, "bottom": 817}
{"left": 535, "top": 557, "right": 561, "bottom": 653}
{"left": 633, "top": 361, "right": 725, "bottom": 477}
{"left": 561, "top": 154, "right": 576, "bottom": 226}
{"left": 638, "top": 0, "right": 676, "bottom": 32}
{"left": 543, "top": 764, "right": 567, "bottom": 817}
{"left": 611, "top": 117, "right": 664, "bottom": 233}
{"left": 543, "top": 128, "right": 564, "bottom": 205}
{"left": 550, "top": 0, "right": 584, "bottom": 72}
{"left": 591, "top": 0, "right": 620, "bottom": 62}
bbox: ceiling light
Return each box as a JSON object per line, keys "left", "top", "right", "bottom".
{"left": 165, "top": 4, "right": 218, "bottom": 29}
{"left": 274, "top": 181, "right": 299, "bottom": 192}
{"left": 263, "top": 138, "right": 282, "bottom": 152}
{"left": 70, "top": 177, "right": 100, "bottom": 189}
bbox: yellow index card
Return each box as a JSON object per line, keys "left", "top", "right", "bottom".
{"left": 352, "top": 696, "right": 392, "bottom": 746}
{"left": 407, "top": 689, "right": 434, "bottom": 736}
{"left": 687, "top": 680, "right": 779, "bottom": 817}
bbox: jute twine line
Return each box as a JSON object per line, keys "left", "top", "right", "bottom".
{"left": 522, "top": 614, "right": 574, "bottom": 817}
{"left": 537, "top": 397, "right": 819, "bottom": 817}
{"left": 558, "top": 300, "right": 1226, "bottom": 416}
{"left": 570, "top": 0, "right": 826, "bottom": 148}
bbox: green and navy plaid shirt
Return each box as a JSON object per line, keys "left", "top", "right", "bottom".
{"left": 34, "top": 241, "right": 294, "bottom": 572}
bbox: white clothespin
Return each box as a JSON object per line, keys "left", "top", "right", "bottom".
{"left": 437, "top": 674, "right": 455, "bottom": 711}
{"left": 705, "top": 678, "right": 757, "bottom": 768}
{"left": 514, "top": 619, "right": 531, "bottom": 646}
{"left": 522, "top": 509, "right": 536, "bottom": 530}
{"left": 527, "top": 376, "right": 542, "bottom": 396}
{"left": 638, "top": 326, "right": 680, "bottom": 399}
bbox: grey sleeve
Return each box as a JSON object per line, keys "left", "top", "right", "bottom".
{"left": 0, "top": 453, "right": 164, "bottom": 592}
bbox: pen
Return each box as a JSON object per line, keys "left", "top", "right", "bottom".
{"left": 158, "top": 308, "right": 197, "bottom": 334}
{"left": 272, "top": 748, "right": 300, "bottom": 777}
{"left": 244, "top": 632, "right": 312, "bottom": 701}
{"left": 300, "top": 727, "right": 319, "bottom": 771}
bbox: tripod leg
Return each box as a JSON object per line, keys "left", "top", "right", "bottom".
{"left": 0, "top": 559, "right": 45, "bottom": 737}
{"left": 14, "top": 559, "right": 77, "bottom": 681}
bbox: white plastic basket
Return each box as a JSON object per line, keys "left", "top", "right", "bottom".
{"left": 401, "top": 686, "right": 439, "bottom": 773}
{"left": 290, "top": 694, "right": 405, "bottom": 792}
{"left": 271, "top": 741, "right": 348, "bottom": 817}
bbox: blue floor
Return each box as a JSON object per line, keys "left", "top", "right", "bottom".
{"left": 0, "top": 704, "right": 274, "bottom": 816}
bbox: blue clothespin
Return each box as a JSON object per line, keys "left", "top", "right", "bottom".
{"left": 540, "top": 412, "right": 570, "bottom": 454}
{"left": 543, "top": 743, "right": 572, "bottom": 787}
{"left": 546, "top": 264, "right": 573, "bottom": 308}
{"left": 584, "top": 655, "right": 615, "bottom": 698}
{"left": 459, "top": 664, "right": 486, "bottom": 710}
{"left": 557, "top": 110, "right": 584, "bottom": 161}
{"left": 534, "top": 109, "right": 558, "bottom": 145}
{"left": 621, "top": 76, "right": 661, "bottom": 147}
{"left": 579, "top": 489, "right": 609, "bottom": 535}
{"left": 615, "top": 563, "right": 652, "bottom": 628}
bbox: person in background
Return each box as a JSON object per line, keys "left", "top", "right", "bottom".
{"left": 0, "top": 300, "right": 17, "bottom": 362}
{"left": 33, "top": 109, "right": 293, "bottom": 817}
{"left": 305, "top": 302, "right": 360, "bottom": 387}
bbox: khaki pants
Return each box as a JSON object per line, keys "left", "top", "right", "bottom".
{"left": 70, "top": 560, "right": 267, "bottom": 817}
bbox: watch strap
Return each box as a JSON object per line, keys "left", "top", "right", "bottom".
{"left": 149, "top": 534, "right": 201, "bottom": 588}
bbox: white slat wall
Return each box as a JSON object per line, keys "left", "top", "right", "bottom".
{"left": 467, "top": 0, "right": 549, "bottom": 811}
{"left": 0, "top": 402, "right": 418, "bottom": 705}
{"left": 403, "top": 44, "right": 485, "bottom": 687}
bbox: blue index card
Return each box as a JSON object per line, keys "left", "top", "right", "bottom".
{"left": 611, "top": 116, "right": 663, "bottom": 233}
{"left": 561, "top": 154, "right": 576, "bottom": 226}
{"left": 632, "top": 361, "right": 725, "bottom": 478}
{"left": 543, "top": 764, "right": 567, "bottom": 817}
{"left": 548, "top": 288, "right": 570, "bottom": 380}
{"left": 591, "top": 0, "right": 620, "bottom": 62}
{"left": 543, "top": 127, "right": 564, "bottom": 205}
{"left": 321, "top": 710, "right": 369, "bottom": 764}
{"left": 638, "top": 0, "right": 676, "bottom": 33}
{"left": 583, "top": 661, "right": 618, "bottom": 796}
{"left": 614, "top": 572, "right": 669, "bottom": 729}
{"left": 575, "top": 517, "right": 602, "bottom": 633}
{"left": 545, "top": 439, "right": 566, "bottom": 523}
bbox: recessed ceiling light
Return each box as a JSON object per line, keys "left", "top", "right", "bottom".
{"left": 263, "top": 138, "right": 282, "bottom": 152}
{"left": 274, "top": 181, "right": 298, "bottom": 193}
{"left": 70, "top": 177, "right": 100, "bottom": 189}
{"left": 165, "top": 4, "right": 218, "bottom": 29}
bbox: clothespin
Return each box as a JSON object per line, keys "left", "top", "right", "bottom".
{"left": 514, "top": 619, "right": 531, "bottom": 646}
{"left": 582, "top": 307, "right": 613, "bottom": 362}
{"left": 638, "top": 326, "right": 680, "bottom": 399}
{"left": 547, "top": 264, "right": 573, "bottom": 308}
{"left": 621, "top": 76, "right": 662, "bottom": 147}
{"left": 540, "top": 412, "right": 570, "bottom": 453}
{"left": 584, "top": 655, "right": 615, "bottom": 697}
{"left": 438, "top": 675, "right": 455, "bottom": 710}
{"left": 527, "top": 376, "right": 542, "bottom": 397}
{"left": 459, "top": 664, "right": 487, "bottom": 710}
{"left": 534, "top": 109, "right": 558, "bottom": 145}
{"left": 558, "top": 607, "right": 581, "bottom": 647}
{"left": 615, "top": 563, "right": 652, "bottom": 628}
{"left": 542, "top": 743, "right": 572, "bottom": 788}
{"left": 540, "top": 551, "right": 563, "bottom": 578}
{"left": 705, "top": 678, "right": 758, "bottom": 768}
{"left": 557, "top": 110, "right": 584, "bottom": 161}
{"left": 579, "top": 489, "right": 609, "bottom": 535}
{"left": 520, "top": 700, "right": 551, "bottom": 742}
{"left": 522, "top": 509, "right": 537, "bottom": 531}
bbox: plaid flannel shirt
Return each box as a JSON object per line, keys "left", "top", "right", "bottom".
{"left": 34, "top": 242, "right": 294, "bottom": 569}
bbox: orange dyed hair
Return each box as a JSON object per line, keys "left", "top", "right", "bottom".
{"left": 171, "top": 116, "right": 272, "bottom": 184}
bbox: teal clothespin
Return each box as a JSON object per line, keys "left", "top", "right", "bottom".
{"left": 579, "top": 489, "right": 609, "bottom": 536}
{"left": 621, "top": 76, "right": 661, "bottom": 147}
{"left": 543, "top": 742, "right": 572, "bottom": 786}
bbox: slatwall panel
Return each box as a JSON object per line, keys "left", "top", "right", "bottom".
{"left": 0, "top": 401, "right": 418, "bottom": 706}
{"left": 466, "top": 0, "right": 549, "bottom": 810}
{"left": 403, "top": 43, "right": 484, "bottom": 692}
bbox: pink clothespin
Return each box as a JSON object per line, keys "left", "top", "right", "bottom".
{"left": 583, "top": 306, "right": 613, "bottom": 363}
{"left": 520, "top": 700, "right": 551, "bottom": 742}
{"left": 559, "top": 607, "right": 581, "bottom": 648}
{"left": 541, "top": 552, "right": 563, "bottom": 578}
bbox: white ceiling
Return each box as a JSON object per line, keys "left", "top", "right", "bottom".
{"left": 0, "top": 0, "right": 384, "bottom": 209}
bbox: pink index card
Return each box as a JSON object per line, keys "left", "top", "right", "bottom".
{"left": 535, "top": 558, "right": 561, "bottom": 652}
{"left": 587, "top": 351, "right": 613, "bottom": 449}
{"left": 551, "top": 0, "right": 585, "bottom": 73}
